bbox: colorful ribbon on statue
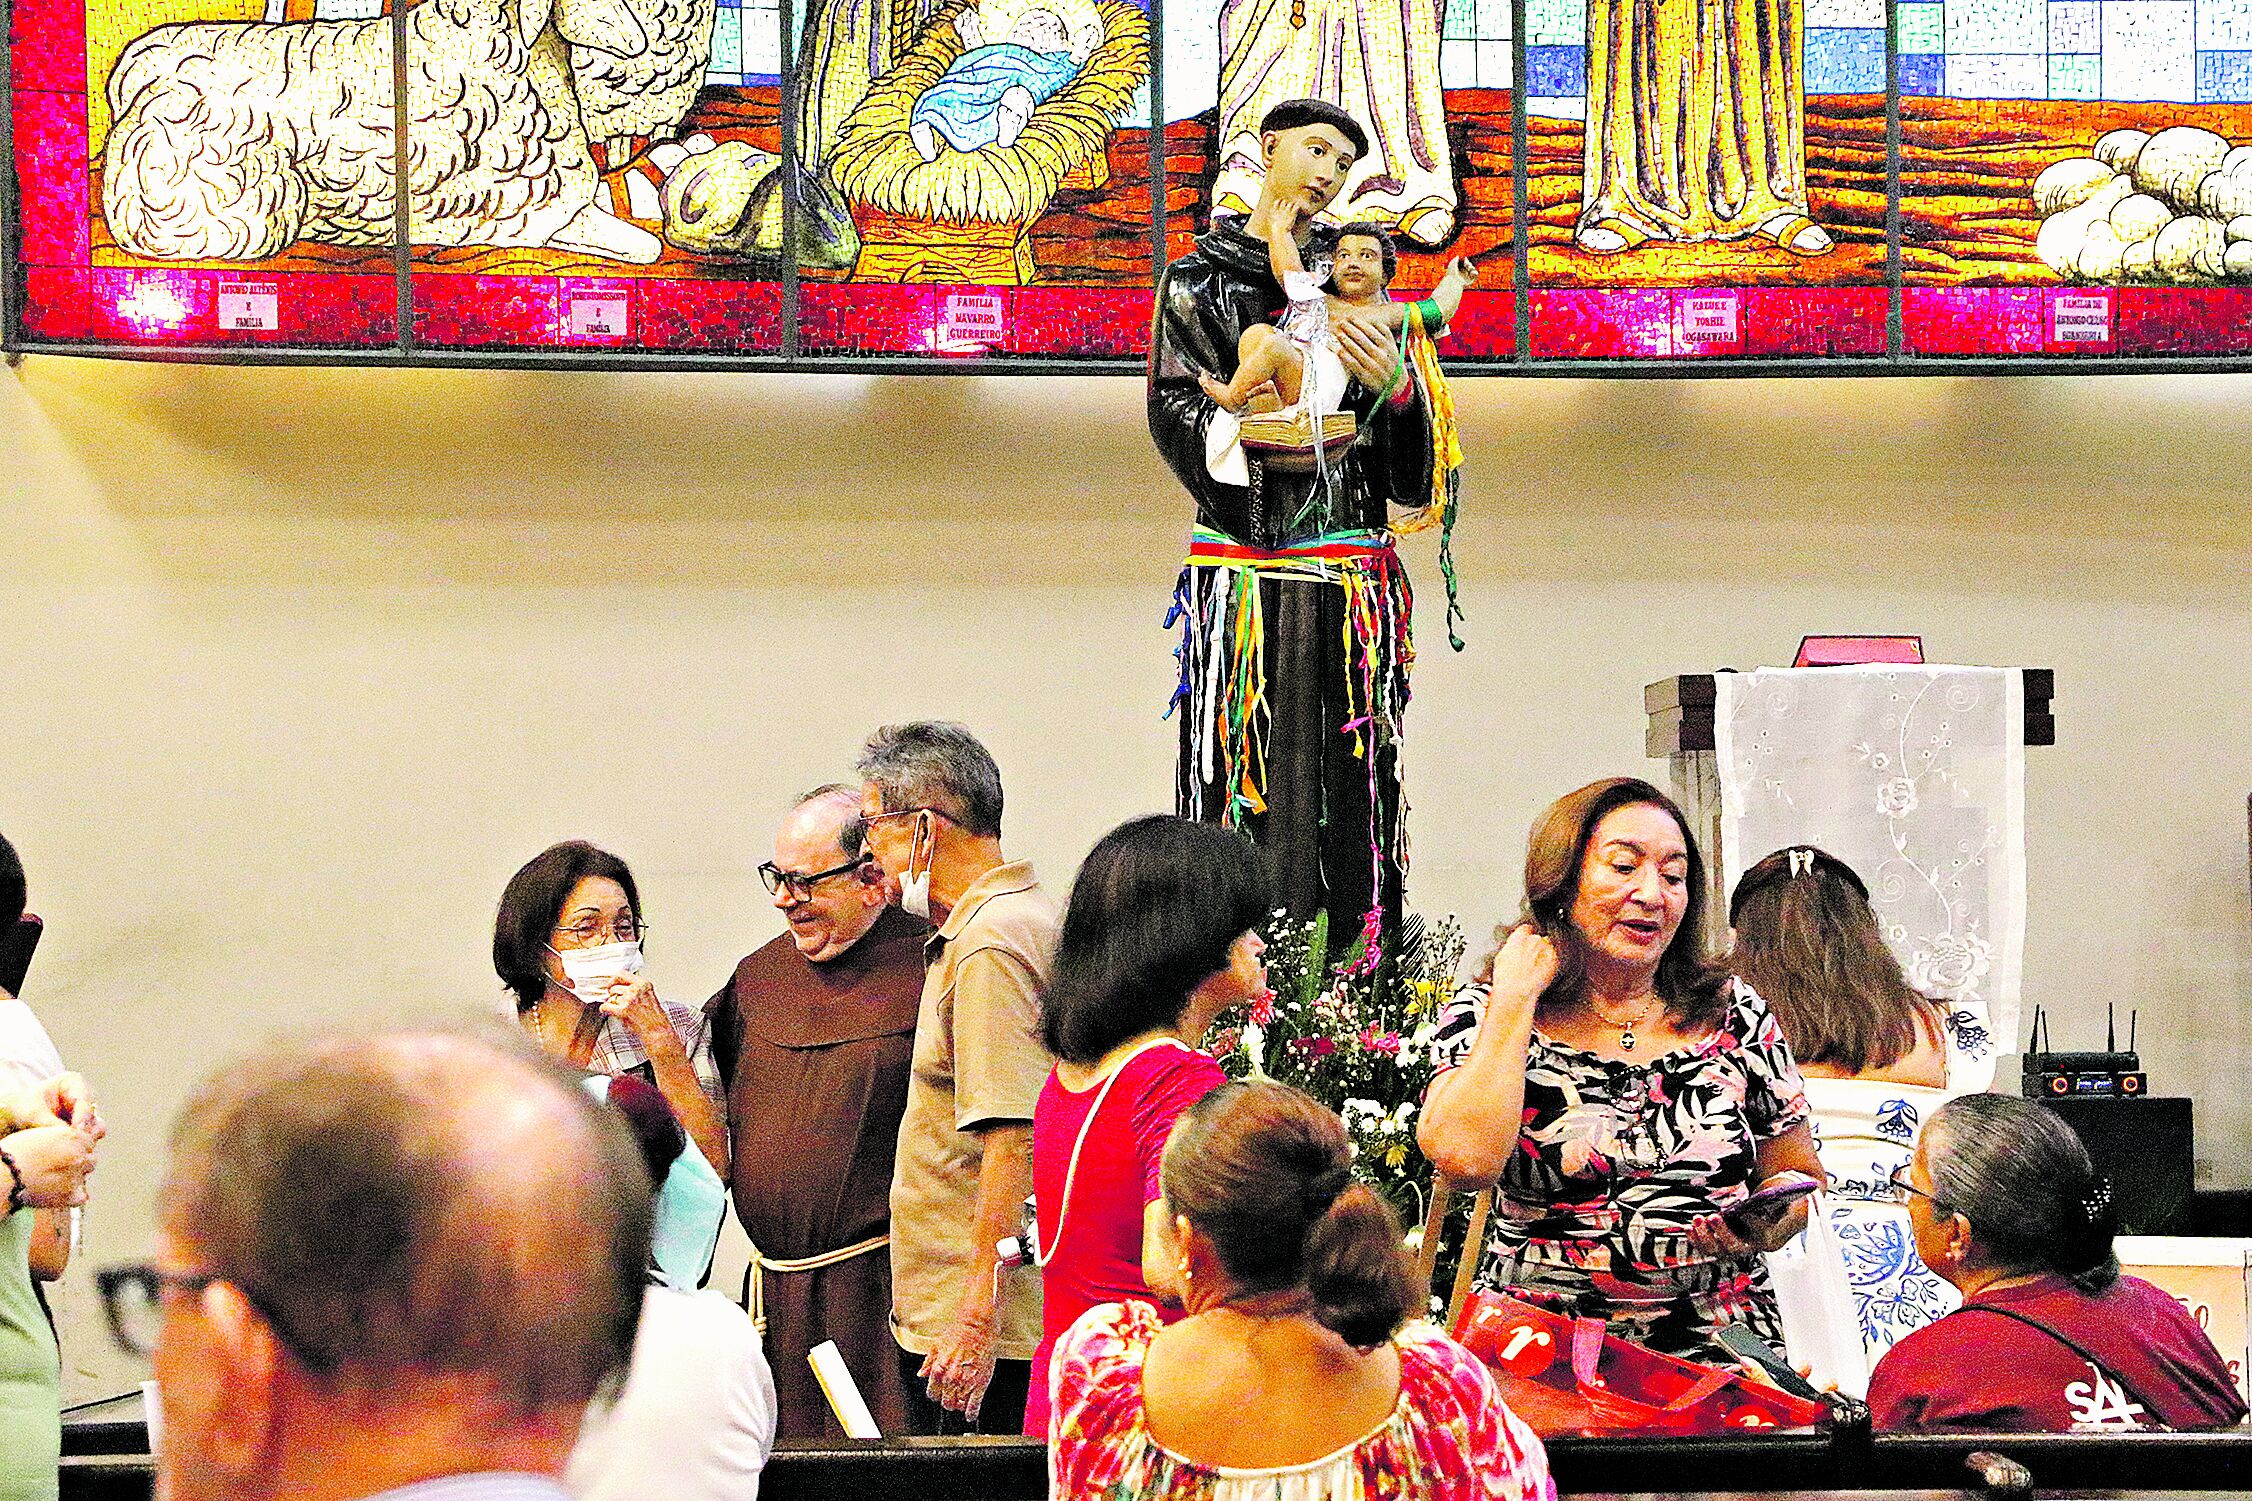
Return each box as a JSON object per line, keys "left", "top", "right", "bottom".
{"left": 1387, "top": 301, "right": 1466, "bottom": 651}
{"left": 1165, "top": 525, "right": 1416, "bottom": 929}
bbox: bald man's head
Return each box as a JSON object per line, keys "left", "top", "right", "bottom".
{"left": 160, "top": 1029, "right": 651, "bottom": 1413}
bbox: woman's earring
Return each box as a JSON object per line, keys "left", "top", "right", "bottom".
{"left": 1177, "top": 1258, "right": 1192, "bottom": 1287}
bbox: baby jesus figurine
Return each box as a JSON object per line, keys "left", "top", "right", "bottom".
{"left": 1200, "top": 221, "right": 1477, "bottom": 415}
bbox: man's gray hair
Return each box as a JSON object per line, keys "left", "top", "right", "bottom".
{"left": 854, "top": 722, "right": 1004, "bottom": 839}
{"left": 794, "top": 782, "right": 868, "bottom": 859}
{"left": 161, "top": 1028, "right": 651, "bottom": 1413}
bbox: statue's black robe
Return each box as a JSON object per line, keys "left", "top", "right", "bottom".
{"left": 1148, "top": 216, "right": 1434, "bottom": 940}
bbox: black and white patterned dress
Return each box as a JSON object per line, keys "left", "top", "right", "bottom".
{"left": 1430, "top": 977, "right": 1811, "bottom": 1362}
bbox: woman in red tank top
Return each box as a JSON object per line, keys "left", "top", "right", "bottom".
{"left": 1022, "top": 816, "right": 1271, "bottom": 1437}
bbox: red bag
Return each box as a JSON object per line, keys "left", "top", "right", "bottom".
{"left": 1452, "top": 1289, "right": 1826, "bottom": 1437}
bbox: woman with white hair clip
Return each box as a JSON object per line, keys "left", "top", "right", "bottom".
{"left": 1869, "top": 1093, "right": 2245, "bottom": 1432}
{"left": 1728, "top": 845, "right": 1998, "bottom": 1391}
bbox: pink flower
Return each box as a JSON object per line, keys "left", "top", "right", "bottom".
{"left": 1249, "top": 990, "right": 1276, "bottom": 1027}
{"left": 1360, "top": 1026, "right": 1402, "bottom": 1056}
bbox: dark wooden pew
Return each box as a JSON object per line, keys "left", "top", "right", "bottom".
{"left": 61, "top": 1391, "right": 2252, "bottom": 1499}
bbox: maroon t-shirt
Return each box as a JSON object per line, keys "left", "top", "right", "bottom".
{"left": 1869, "top": 1273, "right": 2248, "bottom": 1433}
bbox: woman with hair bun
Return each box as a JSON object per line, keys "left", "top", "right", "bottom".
{"left": 1868, "top": 1094, "right": 2246, "bottom": 1432}
{"left": 1049, "top": 1081, "right": 1553, "bottom": 1499}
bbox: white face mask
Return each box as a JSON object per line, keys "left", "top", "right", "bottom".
{"left": 550, "top": 939, "right": 645, "bottom": 1003}
{"left": 897, "top": 813, "right": 935, "bottom": 921}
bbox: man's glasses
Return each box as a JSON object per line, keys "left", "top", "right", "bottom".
{"left": 859, "top": 806, "right": 935, "bottom": 836}
{"left": 551, "top": 914, "right": 642, "bottom": 948}
{"left": 95, "top": 1263, "right": 330, "bottom": 1371}
{"left": 758, "top": 854, "right": 871, "bottom": 900}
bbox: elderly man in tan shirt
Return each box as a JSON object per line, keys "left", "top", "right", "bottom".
{"left": 857, "top": 721, "right": 1057, "bottom": 1434}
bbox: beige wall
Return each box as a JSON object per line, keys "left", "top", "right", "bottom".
{"left": 4, "top": 357, "right": 2248, "bottom": 1400}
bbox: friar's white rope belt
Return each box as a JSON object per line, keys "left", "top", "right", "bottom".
{"left": 743, "top": 1234, "right": 890, "bottom": 1336}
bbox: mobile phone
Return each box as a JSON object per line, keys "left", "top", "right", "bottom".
{"left": 1722, "top": 1171, "right": 1820, "bottom": 1234}
{"left": 0, "top": 915, "right": 40, "bottom": 996}
{"left": 1715, "top": 1321, "right": 1824, "bottom": 1402}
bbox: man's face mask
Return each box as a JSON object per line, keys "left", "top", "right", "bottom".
{"left": 898, "top": 812, "right": 937, "bottom": 922}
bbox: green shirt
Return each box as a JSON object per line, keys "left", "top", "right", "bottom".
{"left": 0, "top": 1207, "right": 59, "bottom": 1501}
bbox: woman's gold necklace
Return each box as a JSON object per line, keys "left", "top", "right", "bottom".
{"left": 1587, "top": 993, "right": 1659, "bottom": 1052}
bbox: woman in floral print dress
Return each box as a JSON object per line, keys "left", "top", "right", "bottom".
{"left": 1049, "top": 1081, "right": 1553, "bottom": 1500}
{"left": 1418, "top": 778, "right": 1825, "bottom": 1364}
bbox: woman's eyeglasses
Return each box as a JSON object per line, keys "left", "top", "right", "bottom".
{"left": 1883, "top": 1166, "right": 1945, "bottom": 1209}
{"left": 551, "top": 914, "right": 642, "bottom": 948}
{"left": 758, "top": 854, "right": 871, "bottom": 900}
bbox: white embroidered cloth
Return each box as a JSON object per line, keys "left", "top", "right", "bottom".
{"left": 1712, "top": 665, "right": 2026, "bottom": 1053}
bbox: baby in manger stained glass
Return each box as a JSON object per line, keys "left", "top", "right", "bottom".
{"left": 909, "top": 0, "right": 1101, "bottom": 159}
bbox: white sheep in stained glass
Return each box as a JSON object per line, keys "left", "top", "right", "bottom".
{"left": 101, "top": 0, "right": 664, "bottom": 263}
{"left": 569, "top": 0, "right": 720, "bottom": 170}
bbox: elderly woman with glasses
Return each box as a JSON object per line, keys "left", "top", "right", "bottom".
{"left": 1869, "top": 1093, "right": 2245, "bottom": 1432}
{"left": 494, "top": 841, "right": 729, "bottom": 1177}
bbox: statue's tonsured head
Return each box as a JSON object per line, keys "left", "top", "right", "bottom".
{"left": 1256, "top": 99, "right": 1368, "bottom": 211}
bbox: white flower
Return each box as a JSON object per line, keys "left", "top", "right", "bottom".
{"left": 1906, "top": 932, "right": 1993, "bottom": 1001}
{"left": 1875, "top": 777, "right": 1919, "bottom": 817}
{"left": 1241, "top": 1021, "right": 1268, "bottom": 1078}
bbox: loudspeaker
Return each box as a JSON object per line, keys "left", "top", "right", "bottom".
{"left": 2039, "top": 1096, "right": 2195, "bottom": 1236}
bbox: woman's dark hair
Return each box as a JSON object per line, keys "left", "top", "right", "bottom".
{"left": 605, "top": 1075, "right": 685, "bottom": 1190}
{"left": 1925, "top": 1093, "right": 2119, "bottom": 1293}
{"left": 1161, "top": 1081, "right": 1417, "bottom": 1349}
{"left": 1514, "top": 777, "right": 1730, "bottom": 1030}
{"left": 0, "top": 831, "right": 23, "bottom": 931}
{"left": 493, "top": 841, "right": 642, "bottom": 1013}
{"left": 1729, "top": 846, "right": 1938, "bottom": 1075}
{"left": 1040, "top": 816, "right": 1272, "bottom": 1066}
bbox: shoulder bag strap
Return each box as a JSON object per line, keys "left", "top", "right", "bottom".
{"left": 1036, "top": 1036, "right": 1192, "bottom": 1269}
{"left": 1957, "top": 1303, "right": 2167, "bottom": 1424}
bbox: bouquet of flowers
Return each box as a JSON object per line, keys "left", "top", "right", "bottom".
{"left": 1205, "top": 908, "right": 1482, "bottom": 1301}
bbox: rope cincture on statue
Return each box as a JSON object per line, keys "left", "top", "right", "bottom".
{"left": 741, "top": 1232, "right": 890, "bottom": 1338}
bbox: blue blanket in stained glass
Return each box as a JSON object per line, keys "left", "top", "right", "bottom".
{"left": 910, "top": 44, "right": 1082, "bottom": 152}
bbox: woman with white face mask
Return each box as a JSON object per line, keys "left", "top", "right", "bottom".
{"left": 495, "top": 841, "right": 730, "bottom": 1179}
